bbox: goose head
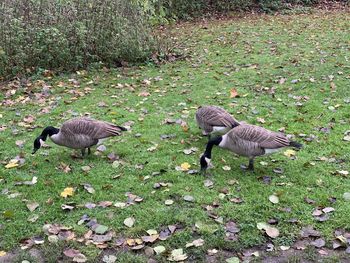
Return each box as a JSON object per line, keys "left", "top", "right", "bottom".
{"left": 32, "top": 126, "right": 59, "bottom": 154}
{"left": 200, "top": 154, "right": 213, "bottom": 172}
{"left": 32, "top": 136, "right": 42, "bottom": 154}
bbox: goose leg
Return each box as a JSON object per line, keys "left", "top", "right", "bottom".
{"left": 81, "top": 148, "right": 86, "bottom": 157}
{"left": 247, "top": 158, "right": 254, "bottom": 171}
{"left": 88, "top": 148, "right": 91, "bottom": 155}
{"left": 240, "top": 158, "right": 255, "bottom": 172}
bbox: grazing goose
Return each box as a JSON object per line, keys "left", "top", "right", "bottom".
{"left": 200, "top": 122, "right": 302, "bottom": 172}
{"left": 195, "top": 106, "right": 240, "bottom": 136}
{"left": 32, "top": 117, "right": 127, "bottom": 156}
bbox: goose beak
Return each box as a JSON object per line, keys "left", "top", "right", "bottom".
{"left": 32, "top": 148, "right": 38, "bottom": 154}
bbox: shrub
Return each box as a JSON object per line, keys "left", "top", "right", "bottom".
{"left": 0, "top": 0, "right": 154, "bottom": 80}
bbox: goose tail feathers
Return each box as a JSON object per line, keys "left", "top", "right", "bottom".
{"left": 289, "top": 141, "right": 303, "bottom": 149}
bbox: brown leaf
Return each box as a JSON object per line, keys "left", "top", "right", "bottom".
{"left": 230, "top": 88, "right": 239, "bottom": 98}
{"left": 311, "top": 238, "right": 326, "bottom": 248}
{"left": 300, "top": 226, "right": 321, "bottom": 238}
{"left": 141, "top": 234, "right": 159, "bottom": 243}
{"left": 266, "top": 226, "right": 279, "bottom": 238}
{"left": 225, "top": 221, "right": 240, "bottom": 233}
{"left": 26, "top": 202, "right": 39, "bottom": 212}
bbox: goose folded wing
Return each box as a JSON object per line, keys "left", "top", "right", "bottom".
{"left": 61, "top": 118, "right": 122, "bottom": 138}
{"left": 205, "top": 111, "right": 236, "bottom": 127}
{"left": 233, "top": 124, "right": 290, "bottom": 149}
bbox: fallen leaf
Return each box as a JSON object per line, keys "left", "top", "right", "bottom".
{"left": 280, "top": 246, "right": 290, "bottom": 251}
{"left": 343, "top": 192, "right": 350, "bottom": 201}
{"left": 64, "top": 249, "right": 87, "bottom": 262}
{"left": 204, "top": 179, "right": 214, "bottom": 188}
{"left": 146, "top": 229, "right": 157, "bottom": 235}
{"left": 59, "top": 162, "right": 71, "bottom": 173}
{"left": 153, "top": 245, "right": 166, "bottom": 255}
{"left": 183, "top": 195, "right": 194, "bottom": 202}
{"left": 124, "top": 217, "right": 135, "bottom": 228}
{"left": 165, "top": 199, "right": 174, "bottom": 205}
{"left": 0, "top": 251, "right": 7, "bottom": 257}
{"left": 5, "top": 159, "right": 19, "bottom": 169}
{"left": 337, "top": 170, "right": 349, "bottom": 176}
{"left": 314, "top": 214, "right": 329, "bottom": 222}
{"left": 102, "top": 255, "right": 117, "bottom": 263}
{"left": 222, "top": 165, "right": 231, "bottom": 171}
{"left": 269, "top": 195, "right": 279, "bottom": 204}
{"left": 168, "top": 248, "right": 187, "bottom": 262}
{"left": 180, "top": 162, "right": 191, "bottom": 171}
{"left": 304, "top": 197, "right": 316, "bottom": 204}
{"left": 82, "top": 183, "right": 95, "bottom": 194}
{"left": 93, "top": 224, "right": 108, "bottom": 235}
{"left": 257, "top": 117, "right": 265, "bottom": 124}
{"left": 266, "top": 226, "right": 280, "bottom": 238}
{"left": 142, "top": 235, "right": 159, "bottom": 243}
{"left": 27, "top": 214, "right": 39, "bottom": 222}
{"left": 284, "top": 149, "right": 296, "bottom": 158}
{"left": 81, "top": 166, "right": 91, "bottom": 172}
{"left": 181, "top": 121, "right": 189, "bottom": 132}
{"left": 138, "top": 91, "right": 150, "bottom": 97}
{"left": 322, "top": 207, "right": 335, "bottom": 213}
{"left": 312, "top": 209, "right": 323, "bottom": 216}
{"left": 230, "top": 88, "right": 239, "bottom": 98}
{"left": 60, "top": 187, "right": 74, "bottom": 198}
{"left": 226, "top": 221, "right": 240, "bottom": 233}
{"left": 311, "top": 238, "right": 326, "bottom": 248}
{"left": 97, "top": 145, "right": 107, "bottom": 152}
{"left": 114, "top": 202, "right": 126, "bottom": 208}
{"left": 26, "top": 202, "right": 39, "bottom": 212}
{"left": 300, "top": 226, "right": 320, "bottom": 238}
{"left": 186, "top": 238, "right": 204, "bottom": 248}
{"left": 207, "top": 249, "right": 218, "bottom": 255}
{"left": 15, "top": 176, "right": 38, "bottom": 186}
{"left": 61, "top": 204, "right": 74, "bottom": 211}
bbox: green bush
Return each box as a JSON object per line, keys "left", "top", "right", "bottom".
{"left": 0, "top": 0, "right": 154, "bottom": 80}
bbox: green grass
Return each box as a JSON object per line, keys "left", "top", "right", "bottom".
{"left": 1, "top": 11, "right": 350, "bottom": 262}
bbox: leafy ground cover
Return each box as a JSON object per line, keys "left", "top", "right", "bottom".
{"left": 1, "top": 10, "right": 350, "bottom": 263}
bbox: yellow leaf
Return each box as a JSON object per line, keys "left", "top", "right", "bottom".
{"left": 229, "top": 88, "right": 238, "bottom": 98}
{"left": 60, "top": 187, "right": 74, "bottom": 198}
{"left": 180, "top": 162, "right": 191, "bottom": 171}
{"left": 0, "top": 251, "right": 6, "bottom": 257}
{"left": 181, "top": 121, "right": 189, "bottom": 132}
{"left": 5, "top": 159, "right": 19, "bottom": 169}
{"left": 284, "top": 149, "right": 296, "bottom": 158}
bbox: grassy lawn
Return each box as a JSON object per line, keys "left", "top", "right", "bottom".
{"left": 1, "top": 10, "right": 350, "bottom": 262}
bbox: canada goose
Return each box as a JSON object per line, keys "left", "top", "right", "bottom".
{"left": 32, "top": 117, "right": 127, "bottom": 156}
{"left": 200, "top": 122, "right": 302, "bottom": 172}
{"left": 195, "top": 106, "right": 240, "bottom": 136}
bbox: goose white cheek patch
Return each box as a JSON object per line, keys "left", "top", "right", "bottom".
{"left": 205, "top": 157, "right": 214, "bottom": 169}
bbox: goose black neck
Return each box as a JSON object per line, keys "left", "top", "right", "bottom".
{"left": 204, "top": 136, "right": 222, "bottom": 158}
{"left": 41, "top": 126, "right": 59, "bottom": 141}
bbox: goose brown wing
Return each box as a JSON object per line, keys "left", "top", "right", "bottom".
{"left": 230, "top": 124, "right": 290, "bottom": 149}
{"left": 61, "top": 118, "right": 123, "bottom": 139}
{"left": 197, "top": 106, "right": 238, "bottom": 127}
